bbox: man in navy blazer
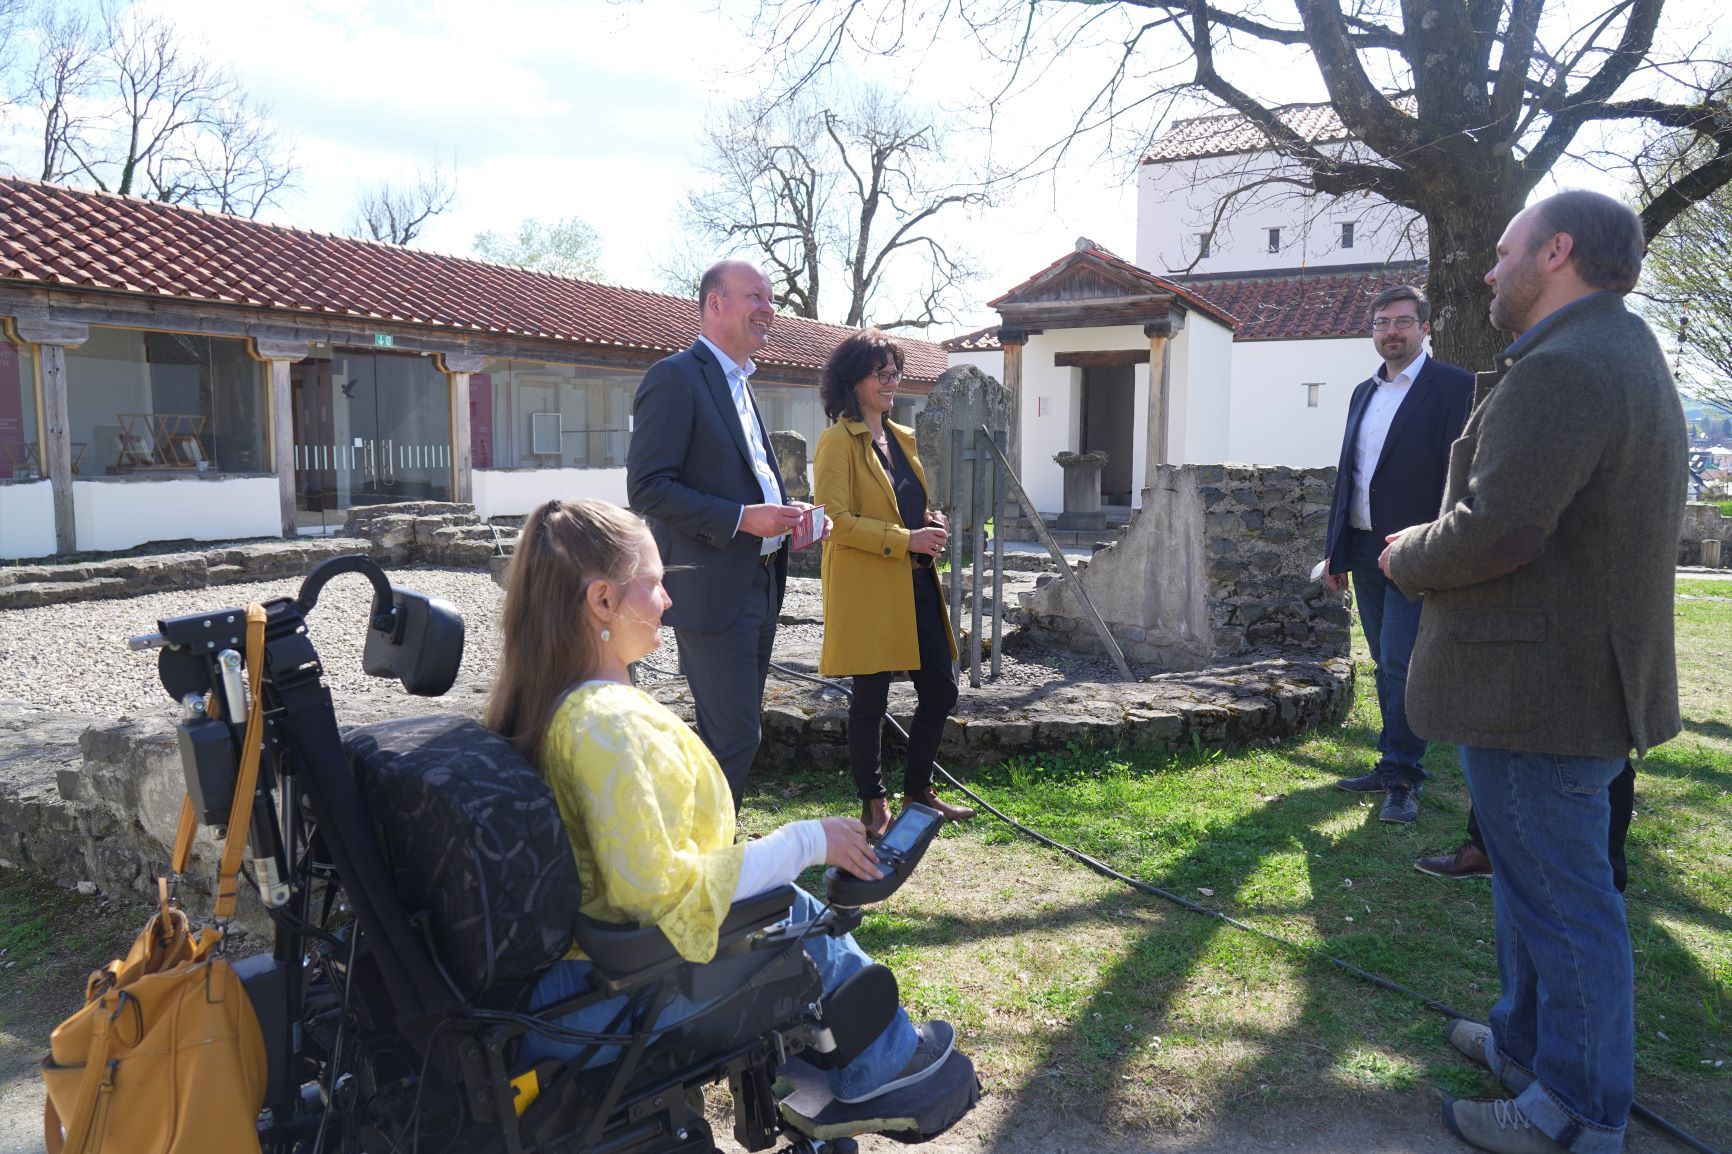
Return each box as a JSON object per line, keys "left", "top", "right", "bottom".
{"left": 627, "top": 260, "right": 810, "bottom": 807}
{"left": 1321, "top": 285, "right": 1473, "bottom": 825}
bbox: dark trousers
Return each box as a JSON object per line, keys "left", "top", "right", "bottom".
{"left": 1467, "top": 761, "right": 1635, "bottom": 893}
{"left": 1347, "top": 527, "right": 1428, "bottom": 784}
{"left": 675, "top": 563, "right": 778, "bottom": 811}
{"left": 848, "top": 568, "right": 958, "bottom": 801}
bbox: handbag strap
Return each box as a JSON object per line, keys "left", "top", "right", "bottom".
{"left": 211, "top": 604, "right": 268, "bottom": 926}
{"left": 47, "top": 995, "right": 119, "bottom": 1154}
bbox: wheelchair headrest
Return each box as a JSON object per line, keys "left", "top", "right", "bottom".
{"left": 343, "top": 714, "right": 582, "bottom": 1008}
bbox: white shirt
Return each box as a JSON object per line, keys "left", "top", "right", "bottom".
{"left": 699, "top": 336, "right": 785, "bottom": 554}
{"left": 1348, "top": 350, "right": 1426, "bottom": 531}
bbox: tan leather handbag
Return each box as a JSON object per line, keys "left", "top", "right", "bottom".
{"left": 43, "top": 606, "right": 270, "bottom": 1154}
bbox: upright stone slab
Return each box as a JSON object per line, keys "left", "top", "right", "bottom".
{"left": 914, "top": 365, "right": 1012, "bottom": 530}
{"left": 770, "top": 430, "right": 812, "bottom": 502}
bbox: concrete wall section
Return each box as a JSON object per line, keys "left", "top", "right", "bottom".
{"left": 72, "top": 476, "right": 281, "bottom": 552}
{"left": 1171, "top": 318, "right": 1234, "bottom": 465}
{"left": 1226, "top": 338, "right": 1370, "bottom": 467}
{"left": 472, "top": 466, "right": 630, "bottom": 520}
{"left": 0, "top": 481, "right": 56, "bottom": 560}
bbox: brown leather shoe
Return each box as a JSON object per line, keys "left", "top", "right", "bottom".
{"left": 1416, "top": 840, "right": 1493, "bottom": 879}
{"left": 907, "top": 786, "right": 975, "bottom": 822}
{"left": 862, "top": 796, "right": 892, "bottom": 841}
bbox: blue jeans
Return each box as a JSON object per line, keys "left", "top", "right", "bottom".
{"left": 1458, "top": 746, "right": 1632, "bottom": 1154}
{"left": 518, "top": 887, "right": 917, "bottom": 1101}
{"left": 1347, "top": 528, "right": 1427, "bottom": 784}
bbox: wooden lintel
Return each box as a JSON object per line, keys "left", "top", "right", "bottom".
{"left": 1054, "top": 349, "right": 1150, "bottom": 369}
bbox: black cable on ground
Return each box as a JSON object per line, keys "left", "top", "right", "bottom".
{"left": 636, "top": 656, "right": 1723, "bottom": 1154}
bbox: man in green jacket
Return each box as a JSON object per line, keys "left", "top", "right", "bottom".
{"left": 1382, "top": 190, "right": 1686, "bottom": 1154}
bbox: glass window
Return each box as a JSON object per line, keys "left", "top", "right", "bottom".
{"left": 754, "top": 384, "right": 827, "bottom": 456}
{"left": 64, "top": 328, "right": 266, "bottom": 476}
{"left": 0, "top": 340, "right": 41, "bottom": 481}
{"left": 477, "top": 359, "right": 635, "bottom": 468}
{"left": 1340, "top": 221, "right": 1355, "bottom": 249}
{"left": 1267, "top": 227, "right": 1281, "bottom": 254}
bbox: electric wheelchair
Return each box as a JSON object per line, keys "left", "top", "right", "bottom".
{"left": 127, "top": 556, "right": 977, "bottom": 1154}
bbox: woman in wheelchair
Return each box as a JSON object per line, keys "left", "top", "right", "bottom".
{"left": 485, "top": 496, "right": 955, "bottom": 1106}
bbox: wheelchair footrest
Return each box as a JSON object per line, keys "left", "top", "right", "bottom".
{"left": 775, "top": 1051, "right": 979, "bottom": 1145}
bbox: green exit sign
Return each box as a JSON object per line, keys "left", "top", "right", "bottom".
{"left": 373, "top": 333, "right": 394, "bottom": 348}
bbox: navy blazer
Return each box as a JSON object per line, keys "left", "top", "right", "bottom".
{"left": 626, "top": 340, "right": 787, "bottom": 632}
{"left": 1323, "top": 355, "right": 1474, "bottom": 577}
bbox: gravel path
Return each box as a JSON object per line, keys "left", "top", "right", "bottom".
{"left": 0, "top": 567, "right": 507, "bottom": 727}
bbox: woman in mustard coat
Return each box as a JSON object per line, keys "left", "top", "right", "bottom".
{"left": 814, "top": 330, "right": 971, "bottom": 840}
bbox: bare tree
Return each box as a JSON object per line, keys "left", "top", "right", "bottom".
{"left": 3, "top": 1, "right": 295, "bottom": 216}
{"left": 750, "top": 0, "right": 1732, "bottom": 371}
{"left": 473, "top": 216, "right": 603, "bottom": 280}
{"left": 674, "top": 87, "right": 988, "bottom": 331}
{"left": 350, "top": 163, "right": 458, "bottom": 246}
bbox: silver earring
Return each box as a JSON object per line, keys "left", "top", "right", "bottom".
{"left": 599, "top": 627, "right": 611, "bottom": 643}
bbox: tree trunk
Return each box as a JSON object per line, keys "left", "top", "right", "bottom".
{"left": 1421, "top": 183, "right": 1529, "bottom": 374}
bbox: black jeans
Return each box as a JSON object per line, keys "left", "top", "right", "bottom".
{"left": 848, "top": 568, "right": 958, "bottom": 801}
{"left": 1466, "top": 760, "right": 1636, "bottom": 893}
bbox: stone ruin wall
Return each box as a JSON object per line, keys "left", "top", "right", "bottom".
{"left": 1022, "top": 463, "right": 1349, "bottom": 668}
{"left": 1678, "top": 501, "right": 1732, "bottom": 567}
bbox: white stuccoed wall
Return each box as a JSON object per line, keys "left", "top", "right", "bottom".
{"left": 0, "top": 480, "right": 56, "bottom": 559}
{"left": 1016, "top": 324, "right": 1149, "bottom": 514}
{"left": 72, "top": 477, "right": 282, "bottom": 552}
{"left": 944, "top": 350, "right": 1004, "bottom": 383}
{"left": 472, "top": 466, "right": 630, "bottom": 520}
{"left": 1169, "top": 317, "right": 1235, "bottom": 466}
{"left": 1225, "top": 338, "right": 1376, "bottom": 466}
{"left": 1137, "top": 148, "right": 1424, "bottom": 277}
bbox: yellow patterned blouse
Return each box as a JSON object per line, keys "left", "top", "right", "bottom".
{"left": 540, "top": 682, "right": 745, "bottom": 964}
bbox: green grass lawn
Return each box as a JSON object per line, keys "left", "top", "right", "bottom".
{"left": 744, "top": 592, "right": 1732, "bottom": 1139}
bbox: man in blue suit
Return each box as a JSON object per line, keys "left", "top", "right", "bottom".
{"left": 1321, "top": 285, "right": 1473, "bottom": 824}
{"left": 627, "top": 260, "right": 811, "bottom": 809}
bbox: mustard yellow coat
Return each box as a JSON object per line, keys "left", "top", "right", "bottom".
{"left": 813, "top": 417, "right": 958, "bottom": 677}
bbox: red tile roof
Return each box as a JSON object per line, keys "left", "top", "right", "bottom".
{"left": 989, "top": 239, "right": 1240, "bottom": 330}
{"left": 940, "top": 324, "right": 1002, "bottom": 352}
{"left": 1172, "top": 262, "right": 1427, "bottom": 341}
{"left": 0, "top": 177, "right": 946, "bottom": 382}
{"left": 1143, "top": 103, "right": 1351, "bottom": 163}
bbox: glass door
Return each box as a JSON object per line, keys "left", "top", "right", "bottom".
{"left": 291, "top": 350, "right": 452, "bottom": 530}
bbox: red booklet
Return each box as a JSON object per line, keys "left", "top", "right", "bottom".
{"left": 791, "top": 505, "right": 826, "bottom": 551}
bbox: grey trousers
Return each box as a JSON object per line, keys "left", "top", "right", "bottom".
{"left": 675, "top": 563, "right": 778, "bottom": 810}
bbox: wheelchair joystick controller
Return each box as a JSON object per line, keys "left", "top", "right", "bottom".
{"left": 824, "top": 803, "right": 943, "bottom": 908}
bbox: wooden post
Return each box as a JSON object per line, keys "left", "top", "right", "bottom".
{"left": 1143, "top": 314, "right": 1181, "bottom": 486}
{"left": 13, "top": 316, "right": 89, "bottom": 555}
{"left": 998, "top": 329, "right": 1027, "bottom": 483}
{"left": 439, "top": 352, "right": 485, "bottom": 505}
{"left": 251, "top": 338, "right": 312, "bottom": 538}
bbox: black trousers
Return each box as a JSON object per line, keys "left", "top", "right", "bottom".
{"left": 848, "top": 568, "right": 958, "bottom": 801}
{"left": 1466, "top": 760, "right": 1636, "bottom": 893}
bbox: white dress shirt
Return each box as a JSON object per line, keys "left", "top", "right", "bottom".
{"left": 699, "top": 336, "right": 785, "bottom": 554}
{"left": 1348, "top": 349, "right": 1426, "bottom": 531}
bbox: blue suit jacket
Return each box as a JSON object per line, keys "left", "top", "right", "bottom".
{"left": 626, "top": 340, "right": 787, "bottom": 632}
{"left": 1323, "top": 355, "right": 1474, "bottom": 577}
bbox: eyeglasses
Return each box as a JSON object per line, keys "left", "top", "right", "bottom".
{"left": 875, "top": 368, "right": 901, "bottom": 385}
{"left": 1370, "top": 316, "right": 1421, "bottom": 332}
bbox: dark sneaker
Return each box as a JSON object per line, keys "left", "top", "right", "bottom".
{"left": 1380, "top": 783, "right": 1419, "bottom": 824}
{"left": 1335, "top": 770, "right": 1386, "bottom": 793}
{"left": 833, "top": 1020, "right": 955, "bottom": 1104}
{"left": 1446, "top": 1020, "right": 1535, "bottom": 1095}
{"left": 1417, "top": 841, "right": 1493, "bottom": 879}
{"left": 1442, "top": 1097, "right": 1568, "bottom": 1153}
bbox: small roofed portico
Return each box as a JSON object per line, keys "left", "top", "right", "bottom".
{"left": 989, "top": 238, "right": 1237, "bottom": 517}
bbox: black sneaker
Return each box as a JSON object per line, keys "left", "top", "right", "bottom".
{"left": 1335, "top": 770, "right": 1385, "bottom": 793}
{"left": 1380, "top": 783, "right": 1420, "bottom": 824}
{"left": 833, "top": 1020, "right": 955, "bottom": 1104}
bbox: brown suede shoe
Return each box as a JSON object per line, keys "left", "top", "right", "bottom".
{"left": 907, "top": 786, "right": 976, "bottom": 822}
{"left": 862, "top": 796, "right": 892, "bottom": 841}
{"left": 1416, "top": 840, "right": 1493, "bottom": 879}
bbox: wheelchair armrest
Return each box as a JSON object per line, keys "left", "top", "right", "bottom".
{"left": 575, "top": 885, "right": 797, "bottom": 979}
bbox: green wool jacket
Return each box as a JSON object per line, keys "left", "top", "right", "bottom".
{"left": 1386, "top": 292, "right": 1687, "bottom": 759}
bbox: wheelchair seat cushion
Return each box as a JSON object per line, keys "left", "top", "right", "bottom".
{"left": 344, "top": 715, "right": 582, "bottom": 1008}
